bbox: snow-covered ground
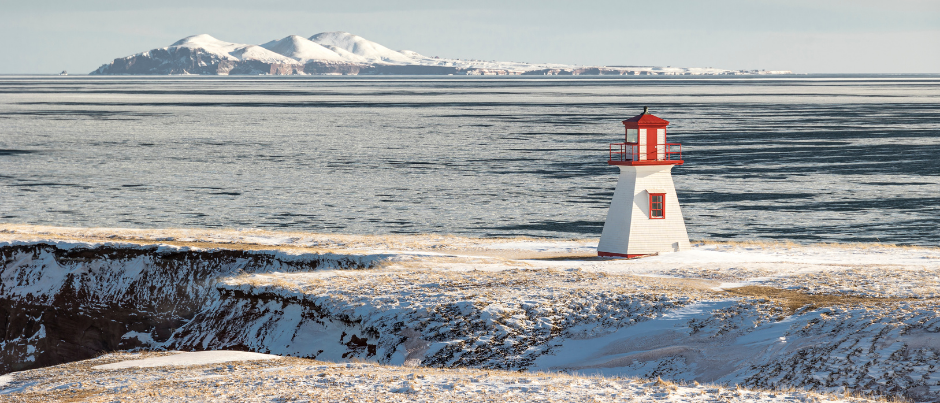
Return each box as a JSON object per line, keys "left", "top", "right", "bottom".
{"left": 10, "top": 223, "right": 924, "bottom": 299}
{"left": 0, "top": 351, "right": 885, "bottom": 402}
{"left": 1, "top": 224, "right": 938, "bottom": 401}
{"left": 91, "top": 350, "right": 279, "bottom": 370}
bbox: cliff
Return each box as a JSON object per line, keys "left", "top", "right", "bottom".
{"left": 1, "top": 232, "right": 937, "bottom": 401}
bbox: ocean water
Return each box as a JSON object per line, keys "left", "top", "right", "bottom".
{"left": 0, "top": 75, "right": 938, "bottom": 245}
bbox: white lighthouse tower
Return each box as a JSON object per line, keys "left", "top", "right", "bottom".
{"left": 598, "top": 107, "right": 691, "bottom": 258}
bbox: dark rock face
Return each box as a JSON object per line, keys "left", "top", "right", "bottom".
{"left": 0, "top": 296, "right": 153, "bottom": 372}
{"left": 91, "top": 48, "right": 315, "bottom": 75}
{"left": 521, "top": 67, "right": 655, "bottom": 75}
{"left": 303, "top": 62, "right": 363, "bottom": 75}
{"left": 167, "top": 287, "right": 379, "bottom": 361}
{"left": 359, "top": 65, "right": 461, "bottom": 75}
{"left": 93, "top": 47, "right": 231, "bottom": 75}
{"left": 0, "top": 243, "right": 375, "bottom": 373}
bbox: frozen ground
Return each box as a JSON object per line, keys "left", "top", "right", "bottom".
{"left": 1, "top": 224, "right": 938, "bottom": 401}
{"left": 0, "top": 351, "right": 888, "bottom": 402}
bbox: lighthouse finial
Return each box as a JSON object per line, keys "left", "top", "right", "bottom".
{"left": 643, "top": 106, "right": 650, "bottom": 115}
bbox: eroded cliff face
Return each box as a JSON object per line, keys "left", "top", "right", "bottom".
{"left": 0, "top": 243, "right": 377, "bottom": 373}
{"left": 0, "top": 242, "right": 688, "bottom": 374}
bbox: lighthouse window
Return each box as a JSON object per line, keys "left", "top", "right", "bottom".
{"left": 649, "top": 193, "right": 665, "bottom": 219}
{"left": 626, "top": 129, "right": 638, "bottom": 143}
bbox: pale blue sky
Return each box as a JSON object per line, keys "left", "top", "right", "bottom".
{"left": 1, "top": 0, "right": 938, "bottom": 74}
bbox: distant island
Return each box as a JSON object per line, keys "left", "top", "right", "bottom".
{"left": 92, "top": 32, "right": 794, "bottom": 76}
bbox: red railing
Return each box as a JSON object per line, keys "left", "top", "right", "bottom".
{"left": 609, "top": 143, "right": 682, "bottom": 162}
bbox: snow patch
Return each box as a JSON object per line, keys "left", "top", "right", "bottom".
{"left": 0, "top": 375, "right": 13, "bottom": 389}
{"left": 485, "top": 240, "right": 596, "bottom": 254}
{"left": 93, "top": 350, "right": 280, "bottom": 369}
{"left": 121, "top": 331, "right": 156, "bottom": 346}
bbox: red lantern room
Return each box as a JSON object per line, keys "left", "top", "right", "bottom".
{"left": 609, "top": 107, "right": 683, "bottom": 165}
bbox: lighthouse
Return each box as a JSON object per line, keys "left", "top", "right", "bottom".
{"left": 597, "top": 107, "right": 691, "bottom": 257}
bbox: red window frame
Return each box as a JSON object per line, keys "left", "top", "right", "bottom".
{"left": 649, "top": 193, "right": 665, "bottom": 219}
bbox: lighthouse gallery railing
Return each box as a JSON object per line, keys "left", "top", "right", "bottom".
{"left": 609, "top": 143, "right": 682, "bottom": 162}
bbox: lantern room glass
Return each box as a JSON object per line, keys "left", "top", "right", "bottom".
{"left": 626, "top": 129, "right": 638, "bottom": 143}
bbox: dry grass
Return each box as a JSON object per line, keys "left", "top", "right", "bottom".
{"left": 0, "top": 224, "right": 598, "bottom": 261}
{"left": 5, "top": 224, "right": 935, "bottom": 260}
{"left": 0, "top": 351, "right": 892, "bottom": 403}
{"left": 0, "top": 224, "right": 342, "bottom": 254}
{"left": 223, "top": 266, "right": 722, "bottom": 304}
{"left": 698, "top": 238, "right": 938, "bottom": 251}
{"left": 442, "top": 249, "right": 598, "bottom": 261}
{"left": 13, "top": 388, "right": 107, "bottom": 403}
{"left": 724, "top": 285, "right": 919, "bottom": 313}
{"left": 653, "top": 376, "right": 679, "bottom": 391}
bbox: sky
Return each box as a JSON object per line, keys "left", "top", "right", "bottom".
{"left": 0, "top": 0, "right": 938, "bottom": 74}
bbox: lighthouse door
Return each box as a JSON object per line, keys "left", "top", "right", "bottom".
{"left": 637, "top": 129, "right": 647, "bottom": 160}
{"left": 646, "top": 128, "right": 659, "bottom": 160}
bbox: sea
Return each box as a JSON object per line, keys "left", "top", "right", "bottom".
{"left": 0, "top": 75, "right": 937, "bottom": 245}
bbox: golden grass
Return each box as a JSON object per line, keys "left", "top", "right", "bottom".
{"left": 224, "top": 266, "right": 722, "bottom": 301}
{"left": 698, "top": 238, "right": 938, "bottom": 251}
{"left": 0, "top": 351, "right": 898, "bottom": 403}
{"left": 724, "top": 285, "right": 920, "bottom": 313}
{"left": 0, "top": 223, "right": 596, "bottom": 260}
{"left": 13, "top": 388, "right": 108, "bottom": 403}
{"left": 653, "top": 376, "right": 679, "bottom": 391}
{"left": 5, "top": 223, "right": 935, "bottom": 258}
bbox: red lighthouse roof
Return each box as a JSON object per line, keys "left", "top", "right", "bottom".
{"left": 622, "top": 106, "right": 669, "bottom": 125}
{"left": 609, "top": 106, "right": 682, "bottom": 166}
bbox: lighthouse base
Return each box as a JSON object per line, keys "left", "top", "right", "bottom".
{"left": 597, "top": 251, "right": 648, "bottom": 259}
{"left": 597, "top": 164, "right": 691, "bottom": 257}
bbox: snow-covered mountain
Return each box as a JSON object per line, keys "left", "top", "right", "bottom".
{"left": 260, "top": 35, "right": 348, "bottom": 63}
{"left": 308, "top": 31, "right": 418, "bottom": 64}
{"left": 91, "top": 32, "right": 792, "bottom": 76}
{"left": 174, "top": 34, "right": 299, "bottom": 64}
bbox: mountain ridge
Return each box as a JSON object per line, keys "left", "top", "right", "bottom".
{"left": 92, "top": 32, "right": 793, "bottom": 76}
{"left": 260, "top": 35, "right": 347, "bottom": 63}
